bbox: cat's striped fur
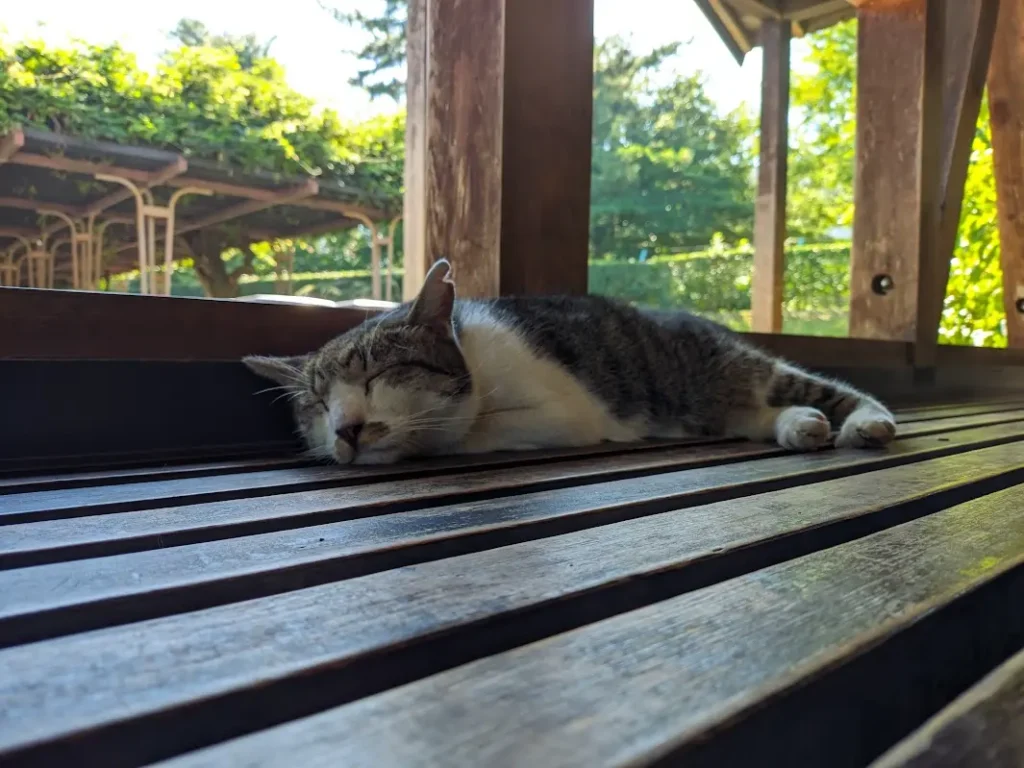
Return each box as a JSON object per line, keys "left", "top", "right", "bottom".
{"left": 245, "top": 260, "right": 896, "bottom": 465}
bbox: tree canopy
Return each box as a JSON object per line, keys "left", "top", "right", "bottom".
{"left": 0, "top": 26, "right": 404, "bottom": 296}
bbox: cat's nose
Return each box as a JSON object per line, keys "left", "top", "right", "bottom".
{"left": 335, "top": 422, "right": 364, "bottom": 449}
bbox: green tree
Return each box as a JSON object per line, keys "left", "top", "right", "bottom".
{"left": 332, "top": 6, "right": 756, "bottom": 261}
{"left": 323, "top": 0, "right": 407, "bottom": 100}
{"left": 168, "top": 19, "right": 277, "bottom": 70}
{"left": 788, "top": 19, "right": 857, "bottom": 238}
{"left": 590, "top": 38, "right": 754, "bottom": 260}
{"left": 0, "top": 30, "right": 404, "bottom": 296}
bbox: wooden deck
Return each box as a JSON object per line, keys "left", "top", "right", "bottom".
{"left": 3, "top": 398, "right": 1024, "bottom": 766}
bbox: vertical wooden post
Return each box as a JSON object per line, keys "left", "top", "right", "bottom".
{"left": 850, "top": 0, "right": 997, "bottom": 366}
{"left": 403, "top": 0, "right": 594, "bottom": 300}
{"left": 850, "top": 0, "right": 941, "bottom": 343}
{"left": 751, "top": 19, "right": 790, "bottom": 334}
{"left": 918, "top": 0, "right": 999, "bottom": 365}
{"left": 989, "top": 0, "right": 1024, "bottom": 346}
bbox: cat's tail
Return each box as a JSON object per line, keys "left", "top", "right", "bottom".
{"left": 762, "top": 360, "right": 896, "bottom": 449}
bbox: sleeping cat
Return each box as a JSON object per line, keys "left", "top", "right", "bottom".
{"left": 245, "top": 259, "right": 896, "bottom": 465}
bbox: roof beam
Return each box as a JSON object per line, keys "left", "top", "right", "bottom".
{"left": 0, "top": 197, "right": 84, "bottom": 217}
{"left": 7, "top": 152, "right": 153, "bottom": 182}
{"left": 175, "top": 180, "right": 320, "bottom": 236}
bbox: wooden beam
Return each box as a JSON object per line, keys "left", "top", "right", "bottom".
{"left": 850, "top": 0, "right": 995, "bottom": 363}
{"left": 918, "top": 0, "right": 1000, "bottom": 365}
{"left": 850, "top": 1, "right": 933, "bottom": 341}
{"left": 989, "top": 0, "right": 1024, "bottom": 347}
{"left": 84, "top": 158, "right": 189, "bottom": 218}
{"left": 500, "top": 0, "right": 594, "bottom": 296}
{"left": 176, "top": 180, "right": 319, "bottom": 236}
{"left": 751, "top": 19, "right": 791, "bottom": 334}
{"left": 0, "top": 198, "right": 84, "bottom": 217}
{"left": 403, "top": 0, "right": 593, "bottom": 300}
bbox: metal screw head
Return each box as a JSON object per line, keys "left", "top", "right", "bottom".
{"left": 872, "top": 274, "right": 894, "bottom": 296}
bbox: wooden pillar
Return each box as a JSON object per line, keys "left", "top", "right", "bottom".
{"left": 989, "top": 0, "right": 1024, "bottom": 346}
{"left": 751, "top": 20, "right": 790, "bottom": 334}
{"left": 850, "top": 0, "right": 998, "bottom": 367}
{"left": 849, "top": 0, "right": 943, "bottom": 344}
{"left": 403, "top": 0, "right": 594, "bottom": 300}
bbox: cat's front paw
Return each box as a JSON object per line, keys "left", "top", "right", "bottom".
{"left": 836, "top": 408, "right": 896, "bottom": 449}
{"left": 775, "top": 406, "right": 831, "bottom": 451}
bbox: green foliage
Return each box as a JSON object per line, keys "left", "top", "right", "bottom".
{"left": 0, "top": 35, "right": 401, "bottom": 199}
{"left": 1, "top": 26, "right": 405, "bottom": 297}
{"left": 590, "top": 39, "right": 755, "bottom": 259}
{"left": 589, "top": 241, "right": 850, "bottom": 332}
{"left": 323, "top": 0, "right": 407, "bottom": 101}
{"left": 787, "top": 20, "right": 857, "bottom": 238}
{"left": 942, "top": 99, "right": 1006, "bottom": 347}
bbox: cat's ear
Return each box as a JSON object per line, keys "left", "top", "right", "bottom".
{"left": 243, "top": 354, "right": 309, "bottom": 387}
{"left": 409, "top": 258, "right": 455, "bottom": 334}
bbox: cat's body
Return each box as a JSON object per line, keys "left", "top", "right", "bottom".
{"left": 245, "top": 260, "right": 896, "bottom": 465}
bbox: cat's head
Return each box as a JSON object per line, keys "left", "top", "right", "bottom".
{"left": 244, "top": 260, "right": 476, "bottom": 464}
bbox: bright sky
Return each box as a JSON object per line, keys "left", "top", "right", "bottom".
{"left": 0, "top": 1, "right": 803, "bottom": 120}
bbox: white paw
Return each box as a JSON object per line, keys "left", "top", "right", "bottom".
{"left": 836, "top": 408, "right": 896, "bottom": 449}
{"left": 775, "top": 406, "right": 831, "bottom": 451}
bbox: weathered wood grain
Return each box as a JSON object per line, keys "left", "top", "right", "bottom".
{"left": 918, "top": 0, "right": 1000, "bottom": 366}
{"left": 872, "top": 647, "right": 1024, "bottom": 767}
{"left": 0, "top": 457, "right": 311, "bottom": 495}
{"left": 0, "top": 399, "right": 1013, "bottom": 495}
{"left": 989, "top": 0, "right": 1024, "bottom": 347}
{"left": 4, "top": 463, "right": 1023, "bottom": 766}
{"left": 3, "top": 412, "right": 1023, "bottom": 578}
{"left": 155, "top": 485, "right": 1024, "bottom": 768}
{"left": 0, "top": 437, "right": 725, "bottom": 523}
{"left": 402, "top": 0, "right": 592, "bottom": 299}
{"left": 3, "top": 430, "right": 1023, "bottom": 649}
{"left": 850, "top": 0, "right": 941, "bottom": 343}
{"left": 4, "top": 408, "right": 1022, "bottom": 526}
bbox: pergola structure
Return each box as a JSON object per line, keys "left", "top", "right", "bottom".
{"left": 0, "top": 127, "right": 401, "bottom": 299}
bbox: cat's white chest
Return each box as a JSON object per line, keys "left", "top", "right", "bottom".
{"left": 455, "top": 307, "right": 647, "bottom": 451}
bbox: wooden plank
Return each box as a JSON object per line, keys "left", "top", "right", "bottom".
{"left": 918, "top": 0, "right": 1001, "bottom": 366}
{"left": 751, "top": 18, "right": 790, "bottom": 333}
{"left": 402, "top": 0, "right": 592, "bottom": 299}
{"left": 0, "top": 289, "right": 370, "bottom": 361}
{"left": 0, "top": 457, "right": 313, "bottom": 495}
{"left": 894, "top": 398, "right": 1024, "bottom": 422}
{"left": 872, "top": 647, "right": 1024, "bottom": 767}
{"left": 989, "top": 0, "right": 1024, "bottom": 347}
{"left": 3, "top": 408, "right": 1021, "bottom": 526}
{"left": 850, "top": 0, "right": 943, "bottom": 344}
{"left": 0, "top": 438, "right": 733, "bottom": 524}
{"left": 0, "top": 398, "right": 1002, "bottom": 494}
{"left": 3, "top": 422, "right": 1024, "bottom": 647}
{"left": 3, "top": 452, "right": 1024, "bottom": 766}
{"left": 160, "top": 484, "right": 1024, "bottom": 768}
